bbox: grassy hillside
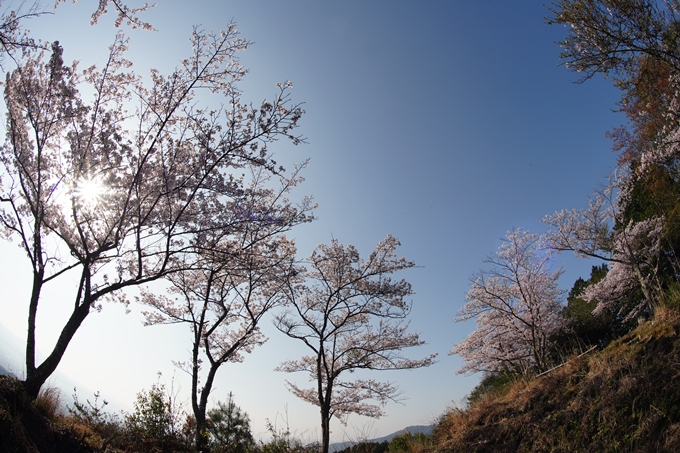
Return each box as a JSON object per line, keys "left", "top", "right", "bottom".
{"left": 4, "top": 309, "right": 680, "bottom": 452}
{"left": 0, "top": 377, "right": 95, "bottom": 453}
{"left": 431, "top": 307, "right": 680, "bottom": 453}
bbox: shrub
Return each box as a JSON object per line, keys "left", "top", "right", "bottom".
{"left": 659, "top": 281, "right": 680, "bottom": 312}
{"left": 124, "top": 381, "right": 182, "bottom": 441}
{"left": 207, "top": 393, "right": 255, "bottom": 453}
{"left": 387, "top": 432, "right": 432, "bottom": 453}
{"left": 466, "top": 371, "right": 516, "bottom": 406}
{"left": 259, "top": 415, "right": 319, "bottom": 453}
{"left": 67, "top": 388, "right": 123, "bottom": 450}
{"left": 337, "top": 441, "right": 389, "bottom": 453}
{"left": 121, "top": 376, "right": 192, "bottom": 452}
{"left": 69, "top": 389, "right": 115, "bottom": 429}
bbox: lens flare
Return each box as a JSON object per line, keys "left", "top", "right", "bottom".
{"left": 74, "top": 177, "right": 106, "bottom": 206}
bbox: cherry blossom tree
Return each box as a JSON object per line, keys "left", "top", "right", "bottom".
{"left": 545, "top": 0, "right": 680, "bottom": 324}
{"left": 543, "top": 179, "right": 665, "bottom": 322}
{"left": 0, "top": 21, "right": 310, "bottom": 399}
{"left": 273, "top": 236, "right": 436, "bottom": 453}
{"left": 450, "top": 229, "right": 564, "bottom": 375}
{"left": 547, "top": 0, "right": 680, "bottom": 85}
{"left": 0, "top": 0, "right": 153, "bottom": 67}
{"left": 140, "top": 167, "right": 311, "bottom": 452}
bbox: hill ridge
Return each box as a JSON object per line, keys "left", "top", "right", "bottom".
{"left": 330, "top": 425, "right": 433, "bottom": 452}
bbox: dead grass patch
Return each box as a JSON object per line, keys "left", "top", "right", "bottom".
{"left": 431, "top": 312, "right": 680, "bottom": 452}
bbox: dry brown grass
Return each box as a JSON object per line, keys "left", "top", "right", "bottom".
{"left": 430, "top": 309, "right": 680, "bottom": 453}
{"left": 66, "top": 418, "right": 101, "bottom": 444}
{"left": 0, "top": 376, "right": 95, "bottom": 452}
{"left": 34, "top": 385, "right": 62, "bottom": 421}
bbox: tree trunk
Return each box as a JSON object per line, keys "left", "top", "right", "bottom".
{"left": 320, "top": 404, "right": 331, "bottom": 453}
{"left": 26, "top": 268, "right": 44, "bottom": 378}
{"left": 194, "top": 363, "right": 219, "bottom": 453}
{"left": 195, "top": 410, "right": 210, "bottom": 453}
{"left": 23, "top": 300, "right": 91, "bottom": 399}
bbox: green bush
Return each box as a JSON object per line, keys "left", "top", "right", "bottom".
{"left": 387, "top": 432, "right": 432, "bottom": 453}
{"left": 207, "top": 393, "right": 255, "bottom": 453}
{"left": 125, "top": 382, "right": 176, "bottom": 440}
{"left": 122, "top": 377, "right": 191, "bottom": 451}
{"left": 659, "top": 281, "right": 680, "bottom": 312}
{"left": 466, "top": 371, "right": 516, "bottom": 406}
{"left": 336, "top": 441, "right": 389, "bottom": 453}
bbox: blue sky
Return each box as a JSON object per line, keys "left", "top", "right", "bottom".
{"left": 0, "top": 0, "right": 623, "bottom": 442}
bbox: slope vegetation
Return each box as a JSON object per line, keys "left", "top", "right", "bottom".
{"left": 0, "top": 377, "right": 95, "bottom": 453}
{"left": 433, "top": 308, "right": 680, "bottom": 452}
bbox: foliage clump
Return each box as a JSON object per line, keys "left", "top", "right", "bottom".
{"left": 206, "top": 393, "right": 256, "bottom": 453}
{"left": 335, "top": 441, "right": 389, "bottom": 453}
{"left": 122, "top": 380, "right": 189, "bottom": 451}
{"left": 387, "top": 432, "right": 432, "bottom": 453}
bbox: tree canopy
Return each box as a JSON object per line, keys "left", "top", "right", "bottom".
{"left": 274, "top": 236, "right": 435, "bottom": 453}
{"left": 451, "top": 229, "right": 564, "bottom": 375}
{"left": 0, "top": 8, "right": 311, "bottom": 400}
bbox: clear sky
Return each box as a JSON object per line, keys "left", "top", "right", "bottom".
{"left": 0, "top": 0, "right": 623, "bottom": 443}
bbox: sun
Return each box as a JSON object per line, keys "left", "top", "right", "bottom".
{"left": 74, "top": 177, "right": 106, "bottom": 206}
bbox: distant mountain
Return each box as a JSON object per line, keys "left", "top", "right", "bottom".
{"left": 0, "top": 323, "right": 24, "bottom": 378}
{"left": 369, "top": 425, "right": 433, "bottom": 443}
{"left": 329, "top": 425, "right": 434, "bottom": 452}
{"left": 0, "top": 322, "right": 105, "bottom": 410}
